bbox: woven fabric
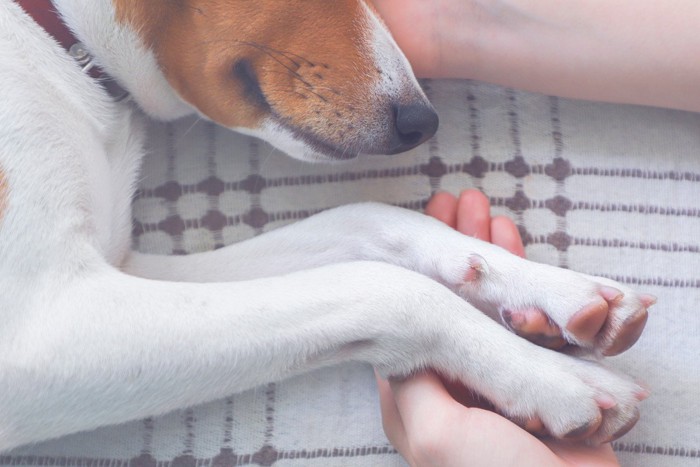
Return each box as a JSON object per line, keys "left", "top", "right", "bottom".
{"left": 4, "top": 80, "right": 699, "bottom": 466}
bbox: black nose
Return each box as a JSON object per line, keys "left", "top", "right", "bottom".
{"left": 387, "top": 103, "right": 440, "bottom": 154}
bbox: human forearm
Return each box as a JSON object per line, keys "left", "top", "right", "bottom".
{"left": 374, "top": 0, "right": 700, "bottom": 112}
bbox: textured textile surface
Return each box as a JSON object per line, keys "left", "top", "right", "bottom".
{"left": 3, "top": 80, "right": 700, "bottom": 466}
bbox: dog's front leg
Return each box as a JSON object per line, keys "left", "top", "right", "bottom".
{"left": 0, "top": 260, "right": 465, "bottom": 449}
{"left": 124, "top": 202, "right": 651, "bottom": 356}
{"left": 123, "top": 203, "right": 443, "bottom": 282}
{"left": 3, "top": 260, "right": 644, "bottom": 449}
{"left": 124, "top": 202, "right": 521, "bottom": 283}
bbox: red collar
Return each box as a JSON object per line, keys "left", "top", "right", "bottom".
{"left": 16, "top": 0, "right": 129, "bottom": 101}
{"left": 16, "top": 0, "right": 77, "bottom": 50}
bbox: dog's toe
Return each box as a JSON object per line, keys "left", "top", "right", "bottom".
{"left": 598, "top": 407, "right": 641, "bottom": 443}
{"left": 566, "top": 295, "right": 609, "bottom": 343}
{"left": 602, "top": 308, "right": 649, "bottom": 356}
{"left": 564, "top": 414, "right": 603, "bottom": 440}
{"left": 502, "top": 308, "right": 567, "bottom": 349}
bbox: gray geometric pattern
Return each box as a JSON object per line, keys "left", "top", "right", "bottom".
{"left": 3, "top": 81, "right": 699, "bottom": 466}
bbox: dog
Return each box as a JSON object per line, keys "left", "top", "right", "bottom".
{"left": 0, "top": 0, "right": 653, "bottom": 451}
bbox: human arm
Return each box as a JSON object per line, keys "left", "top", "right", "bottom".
{"left": 373, "top": 0, "right": 700, "bottom": 112}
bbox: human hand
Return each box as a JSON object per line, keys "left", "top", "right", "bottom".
{"left": 378, "top": 371, "right": 619, "bottom": 467}
{"left": 376, "top": 190, "right": 620, "bottom": 466}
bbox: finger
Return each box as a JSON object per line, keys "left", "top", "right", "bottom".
{"left": 490, "top": 215, "right": 526, "bottom": 257}
{"left": 425, "top": 192, "right": 458, "bottom": 228}
{"left": 390, "top": 372, "right": 459, "bottom": 427}
{"left": 375, "top": 372, "right": 412, "bottom": 459}
{"left": 457, "top": 190, "right": 491, "bottom": 241}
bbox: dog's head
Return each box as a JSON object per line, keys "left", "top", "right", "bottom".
{"left": 113, "top": 0, "right": 438, "bottom": 161}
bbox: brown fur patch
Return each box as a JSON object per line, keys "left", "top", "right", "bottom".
{"left": 112, "top": 0, "right": 383, "bottom": 151}
{"left": 0, "top": 168, "right": 8, "bottom": 224}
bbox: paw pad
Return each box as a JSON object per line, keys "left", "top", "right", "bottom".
{"left": 502, "top": 308, "right": 566, "bottom": 349}
{"left": 502, "top": 285, "right": 653, "bottom": 355}
{"left": 564, "top": 414, "right": 602, "bottom": 440}
{"left": 603, "top": 309, "right": 649, "bottom": 356}
{"left": 566, "top": 296, "right": 609, "bottom": 343}
{"left": 602, "top": 408, "right": 640, "bottom": 443}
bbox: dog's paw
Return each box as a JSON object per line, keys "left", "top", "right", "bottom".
{"left": 455, "top": 252, "right": 654, "bottom": 355}
{"left": 500, "top": 281, "right": 653, "bottom": 356}
{"left": 491, "top": 350, "right": 647, "bottom": 443}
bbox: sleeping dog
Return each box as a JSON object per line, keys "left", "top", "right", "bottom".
{"left": 0, "top": 0, "right": 652, "bottom": 449}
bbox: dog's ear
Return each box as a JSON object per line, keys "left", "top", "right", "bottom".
{"left": 114, "top": 0, "right": 437, "bottom": 161}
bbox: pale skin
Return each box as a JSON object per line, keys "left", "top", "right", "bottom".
{"left": 373, "top": 0, "right": 700, "bottom": 113}
{"left": 376, "top": 190, "right": 620, "bottom": 466}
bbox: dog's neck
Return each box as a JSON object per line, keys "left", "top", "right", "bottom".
{"left": 16, "top": 0, "right": 129, "bottom": 101}
{"left": 16, "top": 0, "right": 75, "bottom": 49}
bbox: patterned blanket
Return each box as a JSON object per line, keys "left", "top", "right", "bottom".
{"left": 4, "top": 80, "right": 699, "bottom": 467}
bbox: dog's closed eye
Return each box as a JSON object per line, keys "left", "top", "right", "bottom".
{"left": 233, "top": 59, "right": 270, "bottom": 112}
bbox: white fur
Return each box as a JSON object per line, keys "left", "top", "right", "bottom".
{"left": 0, "top": 0, "right": 644, "bottom": 450}
{"left": 51, "top": 0, "right": 191, "bottom": 119}
{"left": 361, "top": 0, "right": 425, "bottom": 101}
